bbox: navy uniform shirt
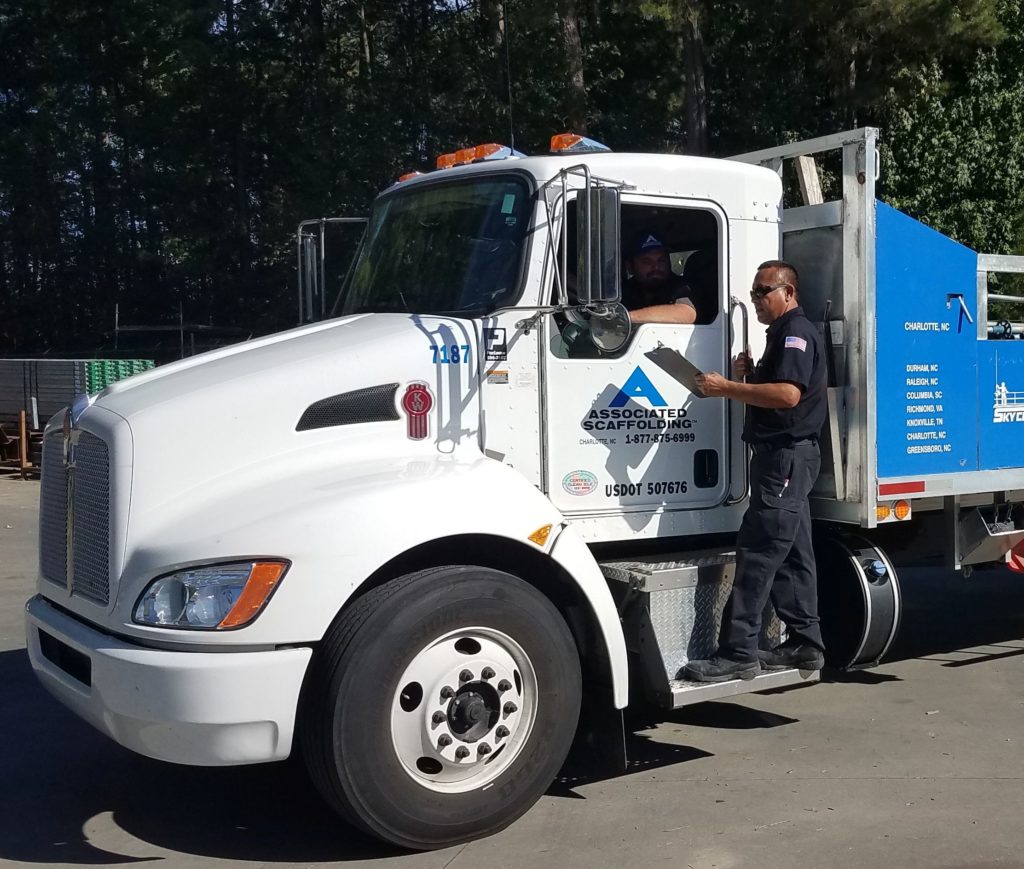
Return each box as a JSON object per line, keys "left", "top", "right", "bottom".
{"left": 743, "top": 306, "right": 827, "bottom": 446}
{"left": 623, "top": 274, "right": 695, "bottom": 312}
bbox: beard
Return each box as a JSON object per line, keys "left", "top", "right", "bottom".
{"left": 634, "top": 269, "right": 668, "bottom": 288}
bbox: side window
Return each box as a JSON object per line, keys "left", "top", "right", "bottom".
{"left": 551, "top": 202, "right": 722, "bottom": 359}
{"left": 621, "top": 204, "right": 720, "bottom": 327}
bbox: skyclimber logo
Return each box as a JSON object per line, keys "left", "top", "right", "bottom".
{"left": 993, "top": 380, "right": 1024, "bottom": 423}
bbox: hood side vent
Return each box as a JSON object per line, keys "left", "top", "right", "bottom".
{"left": 297, "top": 384, "right": 400, "bottom": 432}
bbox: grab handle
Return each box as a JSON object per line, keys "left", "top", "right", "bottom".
{"left": 726, "top": 295, "right": 750, "bottom": 506}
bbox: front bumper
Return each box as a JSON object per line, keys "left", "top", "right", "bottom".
{"left": 25, "top": 595, "right": 312, "bottom": 766}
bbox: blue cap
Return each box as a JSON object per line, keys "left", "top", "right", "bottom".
{"left": 627, "top": 231, "right": 667, "bottom": 258}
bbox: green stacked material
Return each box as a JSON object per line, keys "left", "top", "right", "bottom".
{"left": 85, "top": 359, "right": 156, "bottom": 393}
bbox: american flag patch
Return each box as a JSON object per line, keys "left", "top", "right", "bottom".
{"left": 784, "top": 336, "right": 808, "bottom": 352}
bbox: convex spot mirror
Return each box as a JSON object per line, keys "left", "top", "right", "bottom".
{"left": 588, "top": 302, "right": 631, "bottom": 354}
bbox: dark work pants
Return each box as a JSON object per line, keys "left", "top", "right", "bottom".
{"left": 719, "top": 441, "right": 824, "bottom": 662}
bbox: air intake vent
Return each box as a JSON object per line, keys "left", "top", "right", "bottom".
{"left": 296, "top": 384, "right": 400, "bottom": 432}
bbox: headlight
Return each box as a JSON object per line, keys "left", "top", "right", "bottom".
{"left": 133, "top": 561, "right": 288, "bottom": 629}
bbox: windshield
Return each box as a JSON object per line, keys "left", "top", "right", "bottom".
{"left": 339, "top": 174, "right": 533, "bottom": 316}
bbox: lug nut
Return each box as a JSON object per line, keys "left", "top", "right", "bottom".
{"left": 495, "top": 726, "right": 509, "bottom": 739}
{"left": 481, "top": 667, "right": 495, "bottom": 679}
{"left": 478, "top": 743, "right": 492, "bottom": 756}
{"left": 503, "top": 702, "right": 517, "bottom": 716}
{"left": 497, "top": 679, "right": 512, "bottom": 692}
{"left": 459, "top": 669, "right": 473, "bottom": 683}
{"left": 438, "top": 734, "right": 453, "bottom": 748}
{"left": 455, "top": 746, "right": 470, "bottom": 759}
{"left": 432, "top": 711, "right": 446, "bottom": 725}
{"left": 440, "top": 685, "right": 455, "bottom": 700}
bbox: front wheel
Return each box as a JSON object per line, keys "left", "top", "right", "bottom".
{"left": 300, "top": 566, "right": 582, "bottom": 850}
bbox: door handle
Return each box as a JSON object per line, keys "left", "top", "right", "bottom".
{"left": 726, "top": 296, "right": 750, "bottom": 506}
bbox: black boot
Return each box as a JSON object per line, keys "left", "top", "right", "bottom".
{"left": 683, "top": 656, "right": 761, "bottom": 683}
{"left": 758, "top": 639, "right": 825, "bottom": 671}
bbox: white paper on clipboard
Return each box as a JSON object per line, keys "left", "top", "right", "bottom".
{"left": 644, "top": 345, "right": 707, "bottom": 397}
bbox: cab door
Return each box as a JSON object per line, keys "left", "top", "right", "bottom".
{"left": 543, "top": 199, "right": 731, "bottom": 515}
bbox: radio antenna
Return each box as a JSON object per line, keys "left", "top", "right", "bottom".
{"left": 503, "top": 5, "right": 515, "bottom": 150}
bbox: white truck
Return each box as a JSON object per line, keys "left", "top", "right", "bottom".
{"left": 26, "top": 127, "right": 1024, "bottom": 850}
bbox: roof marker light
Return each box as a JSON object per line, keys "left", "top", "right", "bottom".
{"left": 550, "top": 132, "right": 611, "bottom": 154}
{"left": 473, "top": 143, "right": 524, "bottom": 161}
{"left": 398, "top": 171, "right": 424, "bottom": 183}
{"left": 437, "top": 143, "right": 525, "bottom": 170}
{"left": 476, "top": 143, "right": 506, "bottom": 159}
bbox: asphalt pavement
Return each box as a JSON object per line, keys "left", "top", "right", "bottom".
{"left": 3, "top": 475, "right": 1024, "bottom": 869}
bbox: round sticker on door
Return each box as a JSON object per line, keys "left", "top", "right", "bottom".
{"left": 562, "top": 470, "right": 598, "bottom": 496}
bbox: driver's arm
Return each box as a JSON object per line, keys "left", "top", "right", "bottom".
{"left": 628, "top": 298, "right": 697, "bottom": 325}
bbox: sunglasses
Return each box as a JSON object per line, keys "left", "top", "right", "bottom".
{"left": 749, "top": 283, "right": 792, "bottom": 301}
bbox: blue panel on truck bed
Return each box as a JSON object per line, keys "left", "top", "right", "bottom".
{"left": 977, "top": 343, "right": 1024, "bottom": 469}
{"left": 875, "top": 201, "right": 979, "bottom": 478}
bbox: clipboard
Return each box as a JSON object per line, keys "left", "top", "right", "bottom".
{"left": 644, "top": 345, "right": 706, "bottom": 397}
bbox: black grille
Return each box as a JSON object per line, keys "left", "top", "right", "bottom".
{"left": 38, "top": 629, "right": 92, "bottom": 687}
{"left": 296, "top": 384, "right": 400, "bottom": 432}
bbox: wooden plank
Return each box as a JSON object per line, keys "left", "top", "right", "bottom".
{"left": 18, "top": 410, "right": 29, "bottom": 477}
{"left": 826, "top": 387, "right": 846, "bottom": 500}
{"left": 795, "top": 155, "right": 824, "bottom": 206}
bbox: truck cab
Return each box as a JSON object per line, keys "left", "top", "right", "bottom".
{"left": 26, "top": 129, "right": 1023, "bottom": 850}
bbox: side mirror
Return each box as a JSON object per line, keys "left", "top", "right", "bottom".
{"left": 575, "top": 186, "right": 621, "bottom": 305}
{"left": 588, "top": 302, "right": 631, "bottom": 354}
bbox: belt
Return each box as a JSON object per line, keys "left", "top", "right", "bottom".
{"left": 750, "top": 438, "right": 818, "bottom": 454}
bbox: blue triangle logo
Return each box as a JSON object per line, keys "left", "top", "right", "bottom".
{"left": 609, "top": 367, "right": 667, "bottom": 407}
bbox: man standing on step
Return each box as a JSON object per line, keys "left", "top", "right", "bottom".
{"left": 685, "top": 260, "right": 828, "bottom": 682}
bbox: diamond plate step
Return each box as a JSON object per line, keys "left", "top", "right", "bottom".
{"left": 600, "top": 547, "right": 738, "bottom": 592}
{"left": 667, "top": 667, "right": 820, "bottom": 708}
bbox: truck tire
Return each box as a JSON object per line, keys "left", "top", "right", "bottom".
{"left": 300, "top": 566, "right": 582, "bottom": 850}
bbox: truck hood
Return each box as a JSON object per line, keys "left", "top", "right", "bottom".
{"left": 88, "top": 312, "right": 483, "bottom": 513}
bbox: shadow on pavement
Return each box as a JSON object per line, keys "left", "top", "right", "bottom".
{"left": 549, "top": 713, "right": 714, "bottom": 800}
{"left": 885, "top": 563, "right": 1024, "bottom": 664}
{"left": 547, "top": 697, "right": 798, "bottom": 800}
{"left": 666, "top": 700, "right": 798, "bottom": 730}
{"left": 0, "top": 649, "right": 397, "bottom": 864}
{"left": 5, "top": 562, "right": 1024, "bottom": 863}
{"left": 820, "top": 668, "right": 902, "bottom": 684}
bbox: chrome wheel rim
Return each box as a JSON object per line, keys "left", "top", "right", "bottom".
{"left": 389, "top": 626, "right": 538, "bottom": 793}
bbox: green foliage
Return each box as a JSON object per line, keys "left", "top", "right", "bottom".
{"left": 0, "top": 0, "right": 1021, "bottom": 355}
{"left": 880, "top": 1, "right": 1024, "bottom": 253}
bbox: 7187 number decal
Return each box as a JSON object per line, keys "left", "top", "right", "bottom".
{"left": 432, "top": 344, "right": 471, "bottom": 364}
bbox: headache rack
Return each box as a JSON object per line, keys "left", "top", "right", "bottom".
{"left": 731, "top": 129, "right": 1024, "bottom": 563}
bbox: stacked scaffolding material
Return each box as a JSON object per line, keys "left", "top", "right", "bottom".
{"left": 0, "top": 358, "right": 154, "bottom": 429}
{"left": 1, "top": 358, "right": 153, "bottom": 476}
{"left": 85, "top": 359, "right": 155, "bottom": 393}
